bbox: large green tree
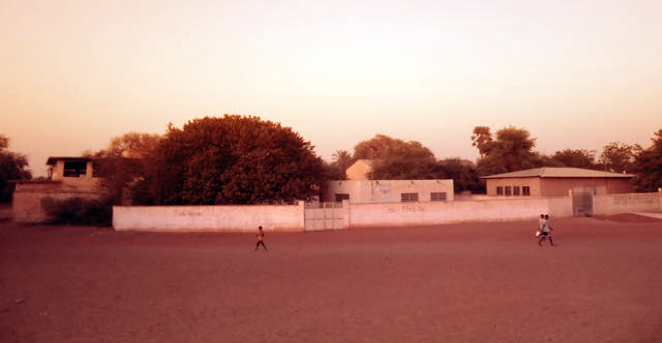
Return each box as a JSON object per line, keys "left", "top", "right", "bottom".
{"left": 550, "top": 149, "right": 598, "bottom": 169}
{"left": 632, "top": 129, "right": 662, "bottom": 192}
{"left": 94, "top": 132, "right": 163, "bottom": 205}
{"left": 0, "top": 135, "right": 32, "bottom": 202}
{"left": 353, "top": 134, "right": 411, "bottom": 160}
{"left": 362, "top": 136, "right": 440, "bottom": 180}
{"left": 473, "top": 126, "right": 537, "bottom": 176}
{"left": 599, "top": 142, "right": 641, "bottom": 174}
{"left": 144, "top": 115, "right": 325, "bottom": 205}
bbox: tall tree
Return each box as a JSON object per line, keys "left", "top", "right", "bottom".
{"left": 551, "top": 149, "right": 598, "bottom": 169}
{"left": 93, "top": 132, "right": 163, "bottom": 205}
{"left": 632, "top": 129, "right": 662, "bottom": 192}
{"left": 599, "top": 142, "right": 641, "bottom": 173}
{"left": 332, "top": 150, "right": 353, "bottom": 172}
{"left": 353, "top": 134, "right": 408, "bottom": 160}
{"left": 370, "top": 140, "right": 439, "bottom": 180}
{"left": 0, "top": 135, "right": 32, "bottom": 202}
{"left": 471, "top": 126, "right": 494, "bottom": 157}
{"left": 472, "top": 126, "right": 537, "bottom": 176}
{"left": 143, "top": 115, "right": 325, "bottom": 205}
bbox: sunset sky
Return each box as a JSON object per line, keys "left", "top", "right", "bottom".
{"left": 1, "top": 0, "right": 660, "bottom": 177}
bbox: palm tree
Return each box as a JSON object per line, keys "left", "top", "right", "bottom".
{"left": 332, "top": 150, "right": 353, "bottom": 172}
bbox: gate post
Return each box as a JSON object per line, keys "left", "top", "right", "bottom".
{"left": 342, "top": 199, "right": 350, "bottom": 230}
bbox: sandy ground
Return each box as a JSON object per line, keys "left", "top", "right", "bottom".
{"left": 1, "top": 215, "right": 662, "bottom": 343}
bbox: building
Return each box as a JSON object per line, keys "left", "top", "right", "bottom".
{"left": 346, "top": 159, "right": 374, "bottom": 180}
{"left": 13, "top": 157, "right": 101, "bottom": 222}
{"left": 481, "top": 167, "right": 633, "bottom": 197}
{"left": 323, "top": 179, "right": 454, "bottom": 203}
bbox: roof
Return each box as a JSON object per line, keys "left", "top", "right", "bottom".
{"left": 46, "top": 156, "right": 94, "bottom": 166}
{"left": 481, "top": 167, "right": 634, "bottom": 179}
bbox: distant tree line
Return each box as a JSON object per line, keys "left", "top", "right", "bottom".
{"left": 2, "top": 119, "right": 660, "bottom": 208}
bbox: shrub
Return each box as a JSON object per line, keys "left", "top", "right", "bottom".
{"left": 41, "top": 197, "right": 113, "bottom": 227}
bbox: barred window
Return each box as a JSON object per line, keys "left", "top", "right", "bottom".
{"left": 505, "top": 186, "right": 512, "bottom": 196}
{"left": 496, "top": 186, "right": 504, "bottom": 196}
{"left": 401, "top": 193, "right": 419, "bottom": 202}
{"left": 513, "top": 186, "right": 520, "bottom": 196}
{"left": 430, "top": 192, "right": 447, "bottom": 201}
{"left": 523, "top": 186, "right": 531, "bottom": 196}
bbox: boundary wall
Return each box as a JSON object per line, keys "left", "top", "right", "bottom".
{"left": 593, "top": 191, "right": 662, "bottom": 215}
{"left": 112, "top": 197, "right": 572, "bottom": 233}
{"left": 113, "top": 202, "right": 305, "bottom": 233}
{"left": 348, "top": 197, "right": 571, "bottom": 229}
{"left": 110, "top": 191, "right": 661, "bottom": 233}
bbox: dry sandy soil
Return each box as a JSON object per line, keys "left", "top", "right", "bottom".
{"left": 1, "top": 215, "right": 662, "bottom": 343}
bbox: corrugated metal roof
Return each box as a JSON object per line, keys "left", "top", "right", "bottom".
{"left": 481, "top": 167, "right": 633, "bottom": 179}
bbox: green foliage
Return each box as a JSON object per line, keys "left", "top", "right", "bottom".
{"left": 323, "top": 161, "right": 346, "bottom": 180}
{"left": 472, "top": 126, "right": 537, "bottom": 176}
{"left": 632, "top": 129, "right": 662, "bottom": 192}
{"left": 437, "top": 158, "right": 483, "bottom": 193}
{"left": 369, "top": 139, "right": 440, "bottom": 180}
{"left": 545, "top": 149, "right": 600, "bottom": 169}
{"left": 94, "top": 132, "right": 163, "bottom": 205}
{"left": 331, "top": 150, "right": 353, "bottom": 173}
{"left": 0, "top": 134, "right": 32, "bottom": 203}
{"left": 143, "top": 115, "right": 325, "bottom": 205}
{"left": 41, "top": 197, "right": 113, "bottom": 226}
{"left": 599, "top": 142, "right": 641, "bottom": 174}
{"left": 353, "top": 134, "right": 412, "bottom": 160}
{"left": 471, "top": 126, "right": 493, "bottom": 157}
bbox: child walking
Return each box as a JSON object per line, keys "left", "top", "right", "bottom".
{"left": 538, "top": 214, "right": 555, "bottom": 246}
{"left": 255, "top": 226, "right": 267, "bottom": 251}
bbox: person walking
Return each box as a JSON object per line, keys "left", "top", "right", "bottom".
{"left": 255, "top": 226, "right": 267, "bottom": 251}
{"left": 538, "top": 214, "right": 555, "bottom": 246}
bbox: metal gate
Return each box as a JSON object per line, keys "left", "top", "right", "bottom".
{"left": 304, "top": 202, "right": 345, "bottom": 231}
{"left": 572, "top": 187, "right": 594, "bottom": 217}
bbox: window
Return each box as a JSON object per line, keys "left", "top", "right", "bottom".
{"left": 63, "top": 161, "right": 87, "bottom": 177}
{"left": 505, "top": 186, "right": 512, "bottom": 196}
{"left": 496, "top": 186, "right": 504, "bottom": 196}
{"left": 335, "top": 193, "right": 350, "bottom": 202}
{"left": 522, "top": 186, "right": 531, "bottom": 196}
{"left": 430, "top": 192, "right": 447, "bottom": 201}
{"left": 513, "top": 186, "right": 520, "bottom": 196}
{"left": 401, "top": 193, "right": 419, "bottom": 202}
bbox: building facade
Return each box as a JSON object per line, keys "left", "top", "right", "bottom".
{"left": 323, "top": 179, "right": 455, "bottom": 204}
{"left": 481, "top": 167, "right": 633, "bottom": 197}
{"left": 13, "top": 157, "right": 101, "bottom": 222}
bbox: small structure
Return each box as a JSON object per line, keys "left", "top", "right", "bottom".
{"left": 13, "top": 157, "right": 101, "bottom": 223}
{"left": 323, "top": 179, "right": 454, "bottom": 203}
{"left": 346, "top": 159, "right": 374, "bottom": 180}
{"left": 481, "top": 167, "right": 633, "bottom": 197}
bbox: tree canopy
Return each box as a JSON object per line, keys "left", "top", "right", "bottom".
{"left": 599, "top": 142, "right": 641, "bottom": 174}
{"left": 0, "top": 135, "right": 32, "bottom": 202}
{"left": 473, "top": 126, "right": 537, "bottom": 176}
{"left": 142, "top": 115, "right": 325, "bottom": 205}
{"left": 632, "top": 129, "right": 662, "bottom": 192}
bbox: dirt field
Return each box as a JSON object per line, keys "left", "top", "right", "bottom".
{"left": 2, "top": 215, "right": 662, "bottom": 343}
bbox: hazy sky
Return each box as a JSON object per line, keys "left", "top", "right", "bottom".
{"left": 1, "top": 0, "right": 660, "bottom": 177}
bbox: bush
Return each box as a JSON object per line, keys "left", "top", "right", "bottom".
{"left": 41, "top": 197, "right": 113, "bottom": 227}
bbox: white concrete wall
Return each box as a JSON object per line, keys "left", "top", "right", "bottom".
{"left": 113, "top": 202, "right": 305, "bottom": 233}
{"left": 347, "top": 196, "right": 572, "bottom": 228}
{"left": 593, "top": 191, "right": 662, "bottom": 215}
{"left": 324, "top": 180, "right": 455, "bottom": 203}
